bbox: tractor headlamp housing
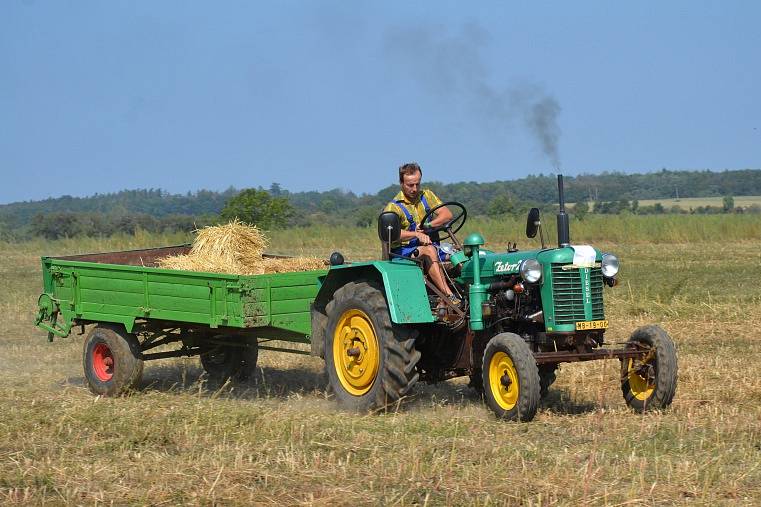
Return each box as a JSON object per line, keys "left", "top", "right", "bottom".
{"left": 601, "top": 253, "right": 620, "bottom": 278}
{"left": 519, "top": 259, "right": 542, "bottom": 284}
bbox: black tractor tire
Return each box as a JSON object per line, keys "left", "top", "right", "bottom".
{"left": 83, "top": 324, "right": 144, "bottom": 396}
{"left": 621, "top": 325, "right": 678, "bottom": 412}
{"left": 481, "top": 333, "right": 540, "bottom": 421}
{"left": 325, "top": 281, "right": 421, "bottom": 411}
{"left": 538, "top": 364, "right": 558, "bottom": 398}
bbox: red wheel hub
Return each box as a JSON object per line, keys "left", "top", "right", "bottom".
{"left": 92, "top": 343, "right": 114, "bottom": 381}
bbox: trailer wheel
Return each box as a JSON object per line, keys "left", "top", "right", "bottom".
{"left": 621, "top": 325, "right": 678, "bottom": 412}
{"left": 325, "top": 281, "right": 420, "bottom": 411}
{"left": 482, "top": 333, "right": 540, "bottom": 421}
{"left": 200, "top": 336, "right": 259, "bottom": 382}
{"left": 83, "top": 324, "right": 144, "bottom": 396}
{"left": 238, "top": 339, "right": 260, "bottom": 381}
{"left": 200, "top": 345, "right": 243, "bottom": 381}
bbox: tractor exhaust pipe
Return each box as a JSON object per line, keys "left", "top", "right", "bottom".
{"left": 557, "top": 174, "right": 570, "bottom": 247}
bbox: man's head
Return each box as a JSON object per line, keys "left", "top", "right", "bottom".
{"left": 399, "top": 162, "right": 422, "bottom": 201}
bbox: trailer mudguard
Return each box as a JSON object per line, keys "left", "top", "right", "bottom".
{"left": 314, "top": 260, "right": 435, "bottom": 325}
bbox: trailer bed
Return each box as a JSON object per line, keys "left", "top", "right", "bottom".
{"left": 36, "top": 245, "right": 328, "bottom": 342}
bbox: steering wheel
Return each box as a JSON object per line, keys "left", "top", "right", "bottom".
{"left": 421, "top": 201, "right": 467, "bottom": 244}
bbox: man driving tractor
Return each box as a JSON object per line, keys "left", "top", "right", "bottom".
{"left": 383, "top": 162, "right": 461, "bottom": 305}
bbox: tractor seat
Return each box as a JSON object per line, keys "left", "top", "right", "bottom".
{"left": 377, "top": 211, "right": 402, "bottom": 261}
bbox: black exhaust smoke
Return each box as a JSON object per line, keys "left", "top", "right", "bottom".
{"left": 557, "top": 174, "right": 570, "bottom": 247}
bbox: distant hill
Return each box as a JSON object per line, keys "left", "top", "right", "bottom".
{"left": 1, "top": 169, "right": 759, "bottom": 239}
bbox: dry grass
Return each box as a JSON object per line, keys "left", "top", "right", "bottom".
{"left": 1, "top": 228, "right": 760, "bottom": 505}
{"left": 158, "top": 220, "right": 325, "bottom": 274}
{"left": 629, "top": 195, "right": 761, "bottom": 210}
{"left": 570, "top": 195, "right": 761, "bottom": 210}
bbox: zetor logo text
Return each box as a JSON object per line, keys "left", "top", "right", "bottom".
{"left": 494, "top": 261, "right": 520, "bottom": 273}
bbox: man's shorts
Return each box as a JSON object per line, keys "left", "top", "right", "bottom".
{"left": 391, "top": 244, "right": 447, "bottom": 261}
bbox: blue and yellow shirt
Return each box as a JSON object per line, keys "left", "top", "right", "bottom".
{"left": 383, "top": 189, "right": 443, "bottom": 246}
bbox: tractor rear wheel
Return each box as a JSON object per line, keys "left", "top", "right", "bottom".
{"left": 83, "top": 324, "right": 144, "bottom": 396}
{"left": 325, "top": 281, "right": 420, "bottom": 411}
{"left": 621, "top": 325, "right": 678, "bottom": 412}
{"left": 482, "top": 333, "right": 540, "bottom": 421}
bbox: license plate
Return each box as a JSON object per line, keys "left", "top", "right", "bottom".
{"left": 576, "top": 320, "right": 608, "bottom": 330}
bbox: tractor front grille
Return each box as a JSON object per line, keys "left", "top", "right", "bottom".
{"left": 551, "top": 264, "right": 604, "bottom": 325}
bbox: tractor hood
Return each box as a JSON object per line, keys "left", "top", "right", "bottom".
{"left": 454, "top": 245, "right": 603, "bottom": 285}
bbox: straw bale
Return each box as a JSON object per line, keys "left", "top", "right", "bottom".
{"left": 157, "top": 220, "right": 326, "bottom": 275}
{"left": 191, "top": 219, "right": 268, "bottom": 264}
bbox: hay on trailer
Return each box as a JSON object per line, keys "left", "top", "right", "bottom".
{"left": 157, "top": 220, "right": 326, "bottom": 275}
{"left": 261, "top": 256, "right": 327, "bottom": 273}
{"left": 191, "top": 219, "right": 268, "bottom": 264}
{"left": 157, "top": 253, "right": 238, "bottom": 274}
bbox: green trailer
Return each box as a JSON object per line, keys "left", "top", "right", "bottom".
{"left": 35, "top": 244, "right": 330, "bottom": 394}
{"left": 36, "top": 176, "right": 678, "bottom": 421}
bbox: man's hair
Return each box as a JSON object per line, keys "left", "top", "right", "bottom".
{"left": 398, "top": 162, "right": 422, "bottom": 183}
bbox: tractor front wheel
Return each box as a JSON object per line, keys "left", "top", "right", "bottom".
{"left": 83, "top": 324, "right": 144, "bottom": 396}
{"left": 482, "top": 333, "right": 540, "bottom": 421}
{"left": 325, "top": 281, "right": 420, "bottom": 411}
{"left": 621, "top": 325, "right": 678, "bottom": 412}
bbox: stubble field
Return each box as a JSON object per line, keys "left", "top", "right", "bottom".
{"left": 1, "top": 216, "right": 760, "bottom": 505}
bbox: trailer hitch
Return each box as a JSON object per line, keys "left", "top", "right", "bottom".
{"left": 34, "top": 293, "right": 72, "bottom": 340}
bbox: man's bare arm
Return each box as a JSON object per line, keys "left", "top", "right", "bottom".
{"left": 427, "top": 206, "right": 453, "bottom": 228}
{"left": 400, "top": 230, "right": 432, "bottom": 245}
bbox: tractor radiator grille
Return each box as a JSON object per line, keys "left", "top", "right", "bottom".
{"left": 551, "top": 264, "right": 604, "bottom": 325}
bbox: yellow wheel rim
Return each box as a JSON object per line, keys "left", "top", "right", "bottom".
{"left": 332, "top": 309, "right": 380, "bottom": 396}
{"left": 489, "top": 351, "right": 519, "bottom": 411}
{"left": 626, "top": 358, "right": 655, "bottom": 401}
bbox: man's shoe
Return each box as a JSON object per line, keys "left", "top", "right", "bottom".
{"left": 448, "top": 294, "right": 462, "bottom": 307}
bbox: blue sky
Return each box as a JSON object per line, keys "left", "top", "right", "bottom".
{"left": 1, "top": 1, "right": 759, "bottom": 204}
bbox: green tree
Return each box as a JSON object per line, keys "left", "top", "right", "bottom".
{"left": 220, "top": 189, "right": 294, "bottom": 229}
{"left": 487, "top": 193, "right": 516, "bottom": 216}
{"left": 722, "top": 195, "right": 735, "bottom": 213}
{"left": 573, "top": 200, "right": 589, "bottom": 220}
{"left": 354, "top": 206, "right": 378, "bottom": 228}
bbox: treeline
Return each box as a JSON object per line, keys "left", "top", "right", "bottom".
{"left": 27, "top": 213, "right": 217, "bottom": 240}
{"left": 0, "top": 188, "right": 236, "bottom": 230}
{"left": 1, "top": 169, "right": 759, "bottom": 240}
{"left": 583, "top": 195, "right": 754, "bottom": 216}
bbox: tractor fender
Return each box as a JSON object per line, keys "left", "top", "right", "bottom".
{"left": 314, "top": 261, "right": 434, "bottom": 326}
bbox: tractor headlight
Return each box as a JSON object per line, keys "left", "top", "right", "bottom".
{"left": 601, "top": 253, "right": 619, "bottom": 278}
{"left": 519, "top": 259, "right": 542, "bottom": 283}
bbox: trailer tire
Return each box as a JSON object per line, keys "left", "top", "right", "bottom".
{"left": 325, "top": 281, "right": 420, "bottom": 412}
{"left": 83, "top": 324, "right": 144, "bottom": 396}
{"left": 200, "top": 345, "right": 243, "bottom": 382}
{"left": 621, "top": 325, "right": 678, "bottom": 412}
{"left": 200, "top": 336, "right": 259, "bottom": 384}
{"left": 482, "top": 333, "right": 540, "bottom": 421}
{"left": 238, "top": 339, "right": 260, "bottom": 381}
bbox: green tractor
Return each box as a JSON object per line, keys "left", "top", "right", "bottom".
{"left": 311, "top": 175, "right": 677, "bottom": 421}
